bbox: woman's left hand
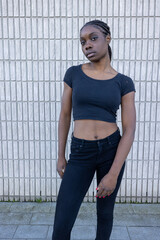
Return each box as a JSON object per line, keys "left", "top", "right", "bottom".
{"left": 96, "top": 173, "right": 118, "bottom": 198}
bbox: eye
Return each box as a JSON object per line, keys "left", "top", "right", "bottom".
{"left": 80, "top": 40, "right": 85, "bottom": 46}
{"left": 80, "top": 36, "right": 98, "bottom": 46}
{"left": 91, "top": 36, "right": 98, "bottom": 41}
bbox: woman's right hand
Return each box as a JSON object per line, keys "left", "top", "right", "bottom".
{"left": 56, "top": 157, "right": 68, "bottom": 179}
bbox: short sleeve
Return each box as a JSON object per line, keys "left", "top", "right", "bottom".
{"left": 121, "top": 75, "right": 136, "bottom": 97}
{"left": 63, "top": 66, "right": 73, "bottom": 88}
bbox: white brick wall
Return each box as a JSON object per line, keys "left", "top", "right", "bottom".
{"left": 0, "top": 0, "right": 160, "bottom": 202}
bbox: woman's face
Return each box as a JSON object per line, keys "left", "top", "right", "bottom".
{"left": 80, "top": 25, "right": 111, "bottom": 62}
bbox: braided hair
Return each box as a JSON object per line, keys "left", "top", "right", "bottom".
{"left": 80, "top": 20, "right": 112, "bottom": 61}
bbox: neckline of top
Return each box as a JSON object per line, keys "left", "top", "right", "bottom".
{"left": 78, "top": 64, "right": 121, "bottom": 82}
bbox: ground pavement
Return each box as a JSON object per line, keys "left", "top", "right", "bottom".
{"left": 0, "top": 202, "right": 160, "bottom": 240}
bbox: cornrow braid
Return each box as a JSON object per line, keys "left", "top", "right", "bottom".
{"left": 80, "top": 20, "right": 112, "bottom": 61}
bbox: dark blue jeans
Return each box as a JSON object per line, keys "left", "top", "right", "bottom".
{"left": 52, "top": 127, "right": 126, "bottom": 240}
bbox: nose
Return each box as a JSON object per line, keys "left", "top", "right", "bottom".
{"left": 85, "top": 40, "right": 92, "bottom": 50}
{"left": 85, "top": 45, "right": 92, "bottom": 50}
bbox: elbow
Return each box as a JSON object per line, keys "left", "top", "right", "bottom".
{"left": 60, "top": 111, "right": 71, "bottom": 121}
{"left": 122, "top": 129, "right": 135, "bottom": 144}
{"left": 122, "top": 124, "right": 136, "bottom": 139}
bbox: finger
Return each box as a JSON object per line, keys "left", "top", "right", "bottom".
{"left": 96, "top": 185, "right": 103, "bottom": 196}
{"left": 57, "top": 170, "right": 64, "bottom": 178}
{"left": 58, "top": 172, "right": 62, "bottom": 178}
{"left": 102, "top": 191, "right": 109, "bottom": 198}
{"left": 98, "top": 189, "right": 107, "bottom": 198}
{"left": 107, "top": 191, "right": 113, "bottom": 196}
{"left": 96, "top": 188, "right": 104, "bottom": 197}
{"left": 100, "top": 189, "right": 113, "bottom": 198}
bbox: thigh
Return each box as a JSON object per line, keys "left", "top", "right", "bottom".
{"left": 96, "top": 139, "right": 126, "bottom": 214}
{"left": 55, "top": 160, "right": 96, "bottom": 220}
{"left": 61, "top": 141, "right": 98, "bottom": 203}
{"left": 54, "top": 140, "right": 97, "bottom": 223}
{"left": 52, "top": 160, "right": 96, "bottom": 239}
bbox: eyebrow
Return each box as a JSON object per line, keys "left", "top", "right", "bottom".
{"left": 80, "top": 31, "right": 99, "bottom": 39}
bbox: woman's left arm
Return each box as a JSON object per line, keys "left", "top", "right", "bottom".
{"left": 96, "top": 91, "right": 136, "bottom": 197}
{"left": 109, "top": 91, "right": 136, "bottom": 178}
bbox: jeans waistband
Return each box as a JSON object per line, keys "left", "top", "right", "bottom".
{"left": 71, "top": 127, "right": 120, "bottom": 145}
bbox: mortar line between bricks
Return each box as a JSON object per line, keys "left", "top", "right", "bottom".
{"left": 46, "top": 225, "right": 50, "bottom": 239}
{"left": 12, "top": 224, "right": 19, "bottom": 240}
{"left": 130, "top": 204, "right": 135, "bottom": 214}
{"left": 11, "top": 225, "right": 50, "bottom": 239}
{"left": 9, "top": 202, "right": 13, "bottom": 212}
{"left": 127, "top": 224, "right": 160, "bottom": 227}
{"left": 126, "top": 226, "right": 132, "bottom": 240}
{"left": 29, "top": 212, "right": 33, "bottom": 224}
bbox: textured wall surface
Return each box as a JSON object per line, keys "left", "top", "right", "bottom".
{"left": 0, "top": 0, "right": 160, "bottom": 202}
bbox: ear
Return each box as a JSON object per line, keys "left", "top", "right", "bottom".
{"left": 106, "top": 34, "right": 111, "bottom": 45}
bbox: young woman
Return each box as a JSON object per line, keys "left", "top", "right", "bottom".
{"left": 52, "top": 20, "right": 136, "bottom": 240}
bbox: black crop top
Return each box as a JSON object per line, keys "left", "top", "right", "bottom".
{"left": 63, "top": 64, "right": 136, "bottom": 123}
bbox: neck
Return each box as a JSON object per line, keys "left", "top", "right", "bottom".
{"left": 89, "top": 58, "right": 112, "bottom": 72}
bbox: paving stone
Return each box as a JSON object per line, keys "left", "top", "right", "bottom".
{"left": 10, "top": 202, "right": 52, "bottom": 213}
{"left": 47, "top": 225, "right": 96, "bottom": 240}
{"left": 131, "top": 204, "right": 160, "bottom": 214}
{"left": 128, "top": 226, "right": 160, "bottom": 240}
{"left": 47, "top": 226, "right": 53, "bottom": 239}
{"left": 74, "top": 210, "right": 97, "bottom": 225}
{"left": 78, "top": 202, "right": 96, "bottom": 213}
{"left": 13, "top": 225, "right": 49, "bottom": 239}
{"left": 110, "top": 226, "right": 130, "bottom": 240}
{"left": 114, "top": 204, "right": 134, "bottom": 214}
{"left": 71, "top": 225, "right": 96, "bottom": 239}
{"left": 0, "top": 202, "right": 160, "bottom": 240}
{"left": 50, "top": 202, "right": 56, "bottom": 213}
{"left": 114, "top": 213, "right": 160, "bottom": 227}
{"left": 0, "top": 225, "right": 17, "bottom": 238}
{"left": 30, "top": 213, "right": 54, "bottom": 225}
{"left": 0, "top": 202, "right": 12, "bottom": 213}
{"left": 0, "top": 213, "right": 32, "bottom": 225}
{"left": 48, "top": 225, "right": 130, "bottom": 240}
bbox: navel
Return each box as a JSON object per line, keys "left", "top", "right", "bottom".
{"left": 94, "top": 135, "right": 98, "bottom": 139}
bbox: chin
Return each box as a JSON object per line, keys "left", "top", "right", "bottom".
{"left": 87, "top": 56, "right": 99, "bottom": 62}
{"left": 90, "top": 59, "right": 101, "bottom": 63}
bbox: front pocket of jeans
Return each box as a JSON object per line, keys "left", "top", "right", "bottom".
{"left": 71, "top": 143, "right": 83, "bottom": 152}
{"left": 110, "top": 136, "right": 121, "bottom": 145}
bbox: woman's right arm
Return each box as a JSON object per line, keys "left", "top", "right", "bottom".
{"left": 57, "top": 82, "right": 72, "bottom": 178}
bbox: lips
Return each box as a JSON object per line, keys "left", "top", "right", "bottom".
{"left": 86, "top": 52, "right": 96, "bottom": 58}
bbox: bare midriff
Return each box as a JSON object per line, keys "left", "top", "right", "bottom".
{"left": 73, "top": 120, "right": 118, "bottom": 140}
